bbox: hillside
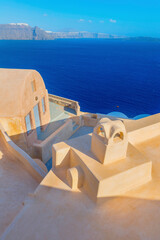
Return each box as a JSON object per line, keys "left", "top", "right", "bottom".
{"left": 0, "top": 24, "right": 53, "bottom": 40}
{"left": 0, "top": 23, "right": 124, "bottom": 40}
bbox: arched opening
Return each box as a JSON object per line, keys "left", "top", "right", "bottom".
{"left": 113, "top": 132, "right": 124, "bottom": 143}
{"left": 97, "top": 126, "right": 105, "bottom": 138}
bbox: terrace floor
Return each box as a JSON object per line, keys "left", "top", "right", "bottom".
{"left": 0, "top": 134, "right": 38, "bottom": 237}
{"left": 37, "top": 101, "right": 76, "bottom": 141}
{"left": 3, "top": 167, "right": 160, "bottom": 240}
{"left": 45, "top": 126, "right": 94, "bottom": 171}
{"left": 69, "top": 126, "right": 93, "bottom": 140}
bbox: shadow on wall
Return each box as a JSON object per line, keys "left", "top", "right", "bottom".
{"left": 10, "top": 117, "right": 77, "bottom": 164}
{"left": 6, "top": 114, "right": 160, "bottom": 204}
{"left": 0, "top": 126, "right": 47, "bottom": 182}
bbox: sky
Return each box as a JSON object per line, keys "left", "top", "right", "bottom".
{"left": 0, "top": 0, "right": 160, "bottom": 37}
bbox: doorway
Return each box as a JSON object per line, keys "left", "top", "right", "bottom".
{"left": 33, "top": 103, "right": 41, "bottom": 136}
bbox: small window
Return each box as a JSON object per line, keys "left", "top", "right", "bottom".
{"left": 31, "top": 80, "right": 36, "bottom": 92}
{"left": 25, "top": 113, "right": 32, "bottom": 135}
{"left": 113, "top": 132, "right": 124, "bottom": 143}
{"left": 97, "top": 126, "right": 105, "bottom": 138}
{"left": 42, "top": 97, "right": 46, "bottom": 113}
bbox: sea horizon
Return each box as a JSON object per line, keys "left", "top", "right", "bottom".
{"left": 0, "top": 38, "right": 160, "bottom": 118}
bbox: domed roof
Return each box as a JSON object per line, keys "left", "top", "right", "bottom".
{"left": 0, "top": 69, "right": 46, "bottom": 117}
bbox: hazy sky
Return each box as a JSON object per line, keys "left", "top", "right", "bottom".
{"left": 0, "top": 0, "right": 160, "bottom": 37}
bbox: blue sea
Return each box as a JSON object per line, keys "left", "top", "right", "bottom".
{"left": 0, "top": 39, "right": 160, "bottom": 118}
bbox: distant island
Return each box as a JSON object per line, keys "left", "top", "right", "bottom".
{"left": 0, "top": 23, "right": 126, "bottom": 40}
{"left": 0, "top": 23, "right": 159, "bottom": 41}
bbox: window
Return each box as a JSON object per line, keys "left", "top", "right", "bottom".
{"left": 41, "top": 97, "right": 46, "bottom": 113}
{"left": 97, "top": 126, "right": 105, "bottom": 137}
{"left": 113, "top": 132, "right": 124, "bottom": 143}
{"left": 31, "top": 80, "right": 36, "bottom": 92}
{"left": 25, "top": 113, "right": 32, "bottom": 135}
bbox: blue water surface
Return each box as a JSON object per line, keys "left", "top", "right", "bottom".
{"left": 0, "top": 39, "right": 160, "bottom": 118}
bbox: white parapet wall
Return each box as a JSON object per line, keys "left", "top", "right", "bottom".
{"left": 33, "top": 119, "right": 74, "bottom": 163}
{"left": 48, "top": 94, "right": 80, "bottom": 115}
{"left": 128, "top": 122, "right": 160, "bottom": 145}
{"left": 0, "top": 124, "right": 46, "bottom": 182}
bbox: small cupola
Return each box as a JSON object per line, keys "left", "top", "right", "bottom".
{"left": 91, "top": 118, "right": 128, "bottom": 165}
